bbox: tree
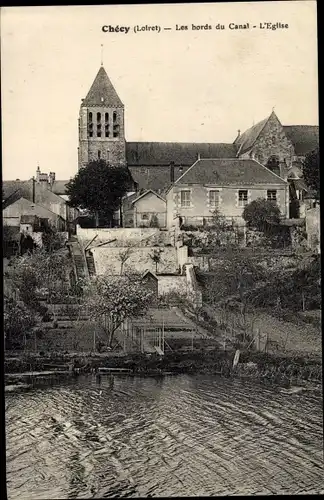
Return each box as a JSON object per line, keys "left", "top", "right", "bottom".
{"left": 5, "top": 248, "right": 71, "bottom": 321}
{"left": 303, "top": 148, "right": 320, "bottom": 200}
{"left": 42, "top": 225, "right": 67, "bottom": 252}
{"left": 118, "top": 247, "right": 133, "bottom": 275}
{"left": 242, "top": 198, "right": 281, "bottom": 232}
{"left": 4, "top": 296, "right": 39, "bottom": 350}
{"left": 149, "top": 249, "right": 162, "bottom": 274}
{"left": 83, "top": 275, "right": 154, "bottom": 348}
{"left": 206, "top": 209, "right": 234, "bottom": 247}
{"left": 66, "top": 160, "right": 132, "bottom": 227}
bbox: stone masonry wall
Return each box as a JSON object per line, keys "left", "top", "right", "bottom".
{"left": 92, "top": 246, "right": 178, "bottom": 275}
{"left": 241, "top": 113, "right": 295, "bottom": 169}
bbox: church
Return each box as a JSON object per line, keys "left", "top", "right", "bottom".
{"left": 77, "top": 65, "right": 318, "bottom": 226}
{"left": 3, "top": 64, "right": 319, "bottom": 229}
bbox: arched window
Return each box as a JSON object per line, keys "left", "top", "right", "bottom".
{"left": 88, "top": 112, "right": 93, "bottom": 138}
{"left": 105, "top": 112, "right": 109, "bottom": 137}
{"left": 113, "top": 111, "right": 119, "bottom": 138}
{"left": 97, "top": 112, "right": 101, "bottom": 137}
{"left": 98, "top": 150, "right": 101, "bottom": 159}
{"left": 266, "top": 155, "right": 280, "bottom": 176}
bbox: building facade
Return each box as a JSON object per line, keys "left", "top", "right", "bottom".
{"left": 78, "top": 66, "right": 126, "bottom": 169}
{"left": 166, "top": 158, "right": 289, "bottom": 228}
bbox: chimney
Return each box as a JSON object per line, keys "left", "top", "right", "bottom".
{"left": 197, "top": 153, "right": 201, "bottom": 161}
{"left": 170, "top": 161, "right": 175, "bottom": 183}
{"left": 48, "top": 172, "right": 56, "bottom": 190}
{"left": 237, "top": 129, "right": 241, "bottom": 137}
{"left": 279, "top": 159, "right": 288, "bottom": 181}
{"left": 38, "top": 172, "right": 49, "bottom": 190}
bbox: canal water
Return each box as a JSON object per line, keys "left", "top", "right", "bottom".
{"left": 5, "top": 374, "right": 324, "bottom": 498}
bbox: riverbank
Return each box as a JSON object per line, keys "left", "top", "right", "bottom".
{"left": 5, "top": 348, "right": 322, "bottom": 390}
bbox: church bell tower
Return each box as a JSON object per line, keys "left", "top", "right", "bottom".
{"left": 78, "top": 64, "right": 126, "bottom": 169}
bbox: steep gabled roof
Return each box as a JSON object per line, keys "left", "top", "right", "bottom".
{"left": 2, "top": 181, "right": 33, "bottom": 209}
{"left": 234, "top": 114, "right": 272, "bottom": 154}
{"left": 174, "top": 158, "right": 287, "bottom": 186}
{"left": 52, "top": 180, "right": 69, "bottom": 195}
{"left": 82, "top": 66, "right": 123, "bottom": 108}
{"left": 283, "top": 125, "right": 319, "bottom": 156}
{"left": 132, "top": 189, "right": 166, "bottom": 205}
{"left": 129, "top": 165, "right": 188, "bottom": 193}
{"left": 126, "top": 142, "right": 237, "bottom": 166}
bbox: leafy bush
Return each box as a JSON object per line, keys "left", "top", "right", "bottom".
{"left": 243, "top": 198, "right": 281, "bottom": 233}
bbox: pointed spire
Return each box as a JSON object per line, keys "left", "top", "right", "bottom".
{"left": 101, "top": 44, "right": 104, "bottom": 66}
{"left": 82, "top": 66, "right": 123, "bottom": 108}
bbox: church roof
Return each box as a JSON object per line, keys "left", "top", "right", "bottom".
{"left": 126, "top": 142, "right": 237, "bottom": 166}
{"left": 283, "top": 125, "right": 319, "bottom": 156}
{"left": 82, "top": 66, "right": 123, "bottom": 108}
{"left": 234, "top": 114, "right": 272, "bottom": 154}
{"left": 173, "top": 158, "right": 287, "bottom": 187}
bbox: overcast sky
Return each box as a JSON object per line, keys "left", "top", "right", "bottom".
{"left": 1, "top": 1, "right": 318, "bottom": 180}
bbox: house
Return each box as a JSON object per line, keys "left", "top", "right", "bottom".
{"left": 165, "top": 158, "right": 289, "bottom": 228}
{"left": 2, "top": 167, "right": 79, "bottom": 232}
{"left": 141, "top": 270, "right": 159, "bottom": 301}
{"left": 78, "top": 66, "right": 318, "bottom": 194}
{"left": 3, "top": 197, "right": 66, "bottom": 231}
{"left": 131, "top": 190, "right": 166, "bottom": 228}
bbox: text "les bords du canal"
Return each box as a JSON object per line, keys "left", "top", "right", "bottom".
{"left": 102, "top": 22, "right": 289, "bottom": 34}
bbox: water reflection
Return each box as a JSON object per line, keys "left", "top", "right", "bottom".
{"left": 6, "top": 374, "right": 324, "bottom": 498}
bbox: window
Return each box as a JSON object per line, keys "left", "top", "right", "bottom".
{"left": 141, "top": 213, "right": 148, "bottom": 220}
{"left": 180, "top": 190, "right": 191, "bottom": 207}
{"left": 267, "top": 190, "right": 277, "bottom": 202}
{"left": 238, "top": 190, "right": 248, "bottom": 207}
{"left": 105, "top": 113, "right": 109, "bottom": 137}
{"left": 113, "top": 111, "right": 119, "bottom": 138}
{"left": 97, "top": 112, "right": 101, "bottom": 137}
{"left": 209, "top": 190, "right": 220, "bottom": 208}
{"left": 98, "top": 150, "right": 101, "bottom": 160}
{"left": 88, "top": 112, "right": 93, "bottom": 138}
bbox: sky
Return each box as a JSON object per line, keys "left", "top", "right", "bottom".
{"left": 1, "top": 1, "right": 318, "bottom": 181}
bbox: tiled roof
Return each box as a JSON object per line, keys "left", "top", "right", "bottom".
{"left": 126, "top": 142, "right": 237, "bottom": 166}
{"left": 129, "top": 165, "right": 188, "bottom": 193}
{"left": 52, "top": 180, "right": 69, "bottom": 195}
{"left": 234, "top": 115, "right": 270, "bottom": 154}
{"left": 132, "top": 189, "right": 166, "bottom": 205}
{"left": 283, "top": 125, "right": 319, "bottom": 156}
{"left": 174, "top": 158, "right": 287, "bottom": 186}
{"left": 82, "top": 66, "right": 123, "bottom": 108}
{"left": 2, "top": 181, "right": 33, "bottom": 207}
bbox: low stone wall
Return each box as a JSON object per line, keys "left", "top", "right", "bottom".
{"left": 158, "top": 275, "right": 187, "bottom": 297}
{"left": 77, "top": 225, "right": 174, "bottom": 247}
{"left": 306, "top": 207, "right": 320, "bottom": 252}
{"left": 92, "top": 246, "right": 178, "bottom": 275}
